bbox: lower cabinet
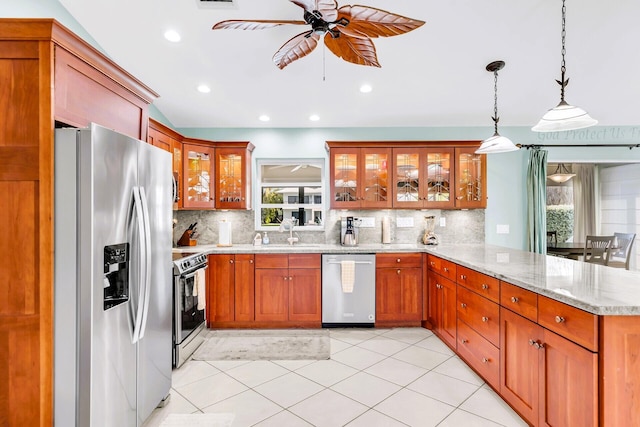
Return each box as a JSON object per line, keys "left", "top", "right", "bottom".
{"left": 207, "top": 254, "right": 255, "bottom": 325}
{"left": 376, "top": 253, "right": 423, "bottom": 324}
{"left": 426, "top": 270, "right": 457, "bottom": 349}
{"left": 254, "top": 254, "right": 321, "bottom": 324}
{"left": 500, "top": 307, "right": 598, "bottom": 427}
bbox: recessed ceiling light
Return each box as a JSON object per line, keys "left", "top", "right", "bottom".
{"left": 309, "top": 114, "right": 320, "bottom": 121}
{"left": 360, "top": 84, "right": 373, "bottom": 93}
{"left": 164, "top": 30, "right": 181, "bottom": 43}
{"left": 197, "top": 84, "right": 211, "bottom": 93}
{"left": 259, "top": 115, "right": 270, "bottom": 122}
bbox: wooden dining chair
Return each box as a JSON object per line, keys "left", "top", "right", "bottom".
{"left": 608, "top": 232, "right": 636, "bottom": 270}
{"left": 584, "top": 235, "right": 615, "bottom": 265}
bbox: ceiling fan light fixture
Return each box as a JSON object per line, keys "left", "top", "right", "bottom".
{"left": 548, "top": 163, "right": 576, "bottom": 183}
{"left": 476, "top": 60, "right": 519, "bottom": 155}
{"left": 532, "top": 0, "right": 596, "bottom": 133}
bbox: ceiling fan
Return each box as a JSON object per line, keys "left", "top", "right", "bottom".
{"left": 212, "top": 0, "right": 425, "bottom": 69}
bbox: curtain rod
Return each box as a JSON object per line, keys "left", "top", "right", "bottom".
{"left": 518, "top": 143, "right": 640, "bottom": 150}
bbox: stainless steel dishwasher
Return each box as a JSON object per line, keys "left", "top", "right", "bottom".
{"left": 322, "top": 254, "right": 376, "bottom": 327}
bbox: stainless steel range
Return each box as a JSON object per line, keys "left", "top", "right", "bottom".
{"left": 172, "top": 252, "right": 208, "bottom": 368}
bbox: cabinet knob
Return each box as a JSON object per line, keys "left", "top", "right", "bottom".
{"left": 529, "top": 339, "right": 544, "bottom": 350}
{"left": 242, "top": 197, "right": 245, "bottom": 201}
{"left": 482, "top": 358, "right": 489, "bottom": 364}
{"left": 430, "top": 262, "right": 436, "bottom": 267}
{"left": 436, "top": 284, "right": 442, "bottom": 289}
{"left": 397, "top": 270, "right": 401, "bottom": 275}
{"left": 511, "top": 296, "right": 519, "bottom": 303}
{"left": 460, "top": 274, "right": 467, "bottom": 280}
{"left": 529, "top": 339, "right": 536, "bottom": 346}
{"left": 283, "top": 277, "right": 288, "bottom": 281}
{"left": 461, "top": 339, "right": 468, "bottom": 344}
{"left": 482, "top": 284, "right": 489, "bottom": 290}
{"left": 249, "top": 259, "right": 253, "bottom": 264}
{"left": 230, "top": 259, "right": 234, "bottom": 264}
{"left": 396, "top": 258, "right": 401, "bottom": 263}
{"left": 289, "top": 276, "right": 293, "bottom": 281}
{"left": 460, "top": 303, "right": 467, "bottom": 308}
{"left": 555, "top": 316, "right": 565, "bottom": 323}
{"left": 443, "top": 267, "right": 449, "bottom": 272}
{"left": 482, "top": 316, "right": 489, "bottom": 322}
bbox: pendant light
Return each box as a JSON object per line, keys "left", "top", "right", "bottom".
{"left": 547, "top": 163, "right": 576, "bottom": 183}
{"left": 532, "top": 0, "right": 597, "bottom": 132}
{"left": 476, "top": 61, "right": 519, "bottom": 154}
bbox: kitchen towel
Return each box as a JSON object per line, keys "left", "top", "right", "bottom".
{"left": 218, "top": 220, "right": 232, "bottom": 246}
{"left": 340, "top": 260, "right": 355, "bottom": 293}
{"left": 196, "top": 268, "right": 206, "bottom": 310}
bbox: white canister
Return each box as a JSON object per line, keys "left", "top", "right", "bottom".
{"left": 381, "top": 216, "right": 391, "bottom": 244}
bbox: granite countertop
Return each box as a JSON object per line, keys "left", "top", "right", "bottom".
{"left": 173, "top": 242, "right": 640, "bottom": 316}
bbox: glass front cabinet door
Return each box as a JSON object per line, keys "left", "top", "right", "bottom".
{"left": 215, "top": 145, "right": 253, "bottom": 210}
{"left": 393, "top": 148, "right": 454, "bottom": 209}
{"left": 455, "top": 147, "right": 487, "bottom": 209}
{"left": 330, "top": 147, "right": 392, "bottom": 209}
{"left": 182, "top": 143, "right": 215, "bottom": 209}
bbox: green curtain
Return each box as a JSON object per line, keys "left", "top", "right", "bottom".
{"left": 527, "top": 149, "right": 548, "bottom": 253}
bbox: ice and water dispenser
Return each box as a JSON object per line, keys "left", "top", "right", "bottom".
{"left": 103, "top": 243, "right": 130, "bottom": 310}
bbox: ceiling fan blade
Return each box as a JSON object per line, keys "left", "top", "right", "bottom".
{"left": 324, "top": 31, "right": 380, "bottom": 67}
{"left": 213, "top": 19, "right": 306, "bottom": 30}
{"left": 336, "top": 5, "right": 425, "bottom": 38}
{"left": 273, "top": 31, "right": 320, "bottom": 69}
{"left": 290, "top": 0, "right": 338, "bottom": 22}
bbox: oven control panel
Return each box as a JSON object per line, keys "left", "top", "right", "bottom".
{"left": 173, "top": 253, "right": 208, "bottom": 275}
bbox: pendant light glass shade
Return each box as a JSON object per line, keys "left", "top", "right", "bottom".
{"left": 532, "top": 100, "right": 597, "bottom": 132}
{"left": 532, "top": 0, "right": 596, "bottom": 133}
{"left": 547, "top": 163, "right": 576, "bottom": 183}
{"left": 475, "top": 60, "right": 519, "bottom": 154}
{"left": 476, "top": 133, "right": 519, "bottom": 154}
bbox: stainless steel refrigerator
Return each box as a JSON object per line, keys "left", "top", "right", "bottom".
{"left": 54, "top": 123, "right": 173, "bottom": 426}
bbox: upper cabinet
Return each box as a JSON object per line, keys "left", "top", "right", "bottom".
{"left": 328, "top": 145, "right": 392, "bottom": 209}
{"left": 455, "top": 147, "right": 487, "bottom": 209}
{"left": 327, "top": 142, "right": 485, "bottom": 210}
{"left": 181, "top": 139, "right": 254, "bottom": 210}
{"left": 148, "top": 119, "right": 183, "bottom": 209}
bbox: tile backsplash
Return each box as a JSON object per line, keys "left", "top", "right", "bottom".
{"left": 173, "top": 209, "right": 484, "bottom": 247}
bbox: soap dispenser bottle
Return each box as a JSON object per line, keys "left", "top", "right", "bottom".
{"left": 262, "top": 232, "right": 270, "bottom": 245}
{"left": 253, "top": 233, "right": 262, "bottom": 246}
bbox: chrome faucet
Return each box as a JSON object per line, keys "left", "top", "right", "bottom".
{"left": 279, "top": 218, "right": 299, "bottom": 245}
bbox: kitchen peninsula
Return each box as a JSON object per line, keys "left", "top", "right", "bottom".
{"left": 176, "top": 242, "right": 640, "bottom": 427}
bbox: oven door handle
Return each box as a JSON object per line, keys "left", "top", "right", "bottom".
{"left": 181, "top": 265, "right": 208, "bottom": 280}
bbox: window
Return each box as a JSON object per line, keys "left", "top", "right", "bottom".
{"left": 256, "top": 159, "right": 325, "bottom": 230}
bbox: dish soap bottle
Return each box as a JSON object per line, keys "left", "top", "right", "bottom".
{"left": 253, "top": 233, "right": 262, "bottom": 246}
{"left": 262, "top": 232, "right": 270, "bottom": 245}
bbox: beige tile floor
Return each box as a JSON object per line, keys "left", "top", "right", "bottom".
{"left": 143, "top": 328, "right": 527, "bottom": 427}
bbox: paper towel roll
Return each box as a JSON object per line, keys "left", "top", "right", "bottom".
{"left": 218, "top": 220, "right": 232, "bottom": 246}
{"left": 382, "top": 217, "right": 391, "bottom": 244}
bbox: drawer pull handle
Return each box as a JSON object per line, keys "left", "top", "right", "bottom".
{"left": 230, "top": 259, "right": 234, "bottom": 264}
{"left": 511, "top": 296, "right": 519, "bottom": 303}
{"left": 482, "top": 358, "right": 489, "bottom": 364}
{"left": 555, "top": 316, "right": 565, "bottom": 323}
{"left": 430, "top": 262, "right": 435, "bottom": 267}
{"left": 482, "top": 284, "right": 489, "bottom": 290}
{"left": 461, "top": 339, "right": 468, "bottom": 344}
{"left": 460, "top": 274, "right": 467, "bottom": 280}
{"left": 289, "top": 276, "right": 293, "bottom": 281}
{"left": 529, "top": 339, "right": 544, "bottom": 350}
{"left": 397, "top": 258, "right": 401, "bottom": 263}
{"left": 444, "top": 267, "right": 449, "bottom": 272}
{"left": 529, "top": 339, "right": 536, "bottom": 346}
{"left": 249, "top": 259, "right": 254, "bottom": 264}
{"left": 283, "top": 277, "right": 288, "bottom": 281}
{"left": 482, "top": 316, "right": 489, "bottom": 322}
{"left": 460, "top": 303, "right": 467, "bottom": 308}
{"left": 397, "top": 270, "right": 401, "bottom": 275}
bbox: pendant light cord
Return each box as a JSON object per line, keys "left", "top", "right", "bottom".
{"left": 559, "top": 0, "right": 567, "bottom": 101}
{"left": 493, "top": 70, "right": 499, "bottom": 134}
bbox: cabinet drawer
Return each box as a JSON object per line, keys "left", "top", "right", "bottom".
{"left": 457, "top": 266, "right": 499, "bottom": 303}
{"left": 289, "top": 253, "right": 321, "bottom": 269}
{"left": 426, "top": 255, "right": 457, "bottom": 281}
{"left": 377, "top": 253, "right": 422, "bottom": 269}
{"left": 538, "top": 295, "right": 598, "bottom": 352}
{"left": 457, "top": 285, "right": 500, "bottom": 347}
{"left": 255, "top": 254, "right": 288, "bottom": 269}
{"left": 457, "top": 319, "right": 500, "bottom": 389}
{"left": 500, "top": 281, "right": 538, "bottom": 322}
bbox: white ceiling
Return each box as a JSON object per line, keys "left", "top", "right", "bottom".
{"left": 58, "top": 0, "right": 640, "bottom": 129}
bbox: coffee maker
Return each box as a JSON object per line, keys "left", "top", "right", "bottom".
{"left": 341, "top": 216, "right": 361, "bottom": 246}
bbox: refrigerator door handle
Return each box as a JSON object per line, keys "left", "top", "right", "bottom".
{"left": 131, "top": 186, "right": 147, "bottom": 344}
{"left": 137, "top": 186, "right": 152, "bottom": 340}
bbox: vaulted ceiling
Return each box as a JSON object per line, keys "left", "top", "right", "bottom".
{"left": 58, "top": 0, "right": 640, "bottom": 129}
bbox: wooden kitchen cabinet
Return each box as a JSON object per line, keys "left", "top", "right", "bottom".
{"left": 376, "top": 253, "right": 423, "bottom": 324}
{"left": 215, "top": 144, "right": 254, "bottom": 210}
{"left": 454, "top": 147, "right": 487, "bottom": 209}
{"left": 254, "top": 254, "right": 321, "bottom": 324}
{"left": 207, "top": 254, "right": 255, "bottom": 325}
{"left": 427, "top": 270, "right": 457, "bottom": 349}
{"left": 328, "top": 146, "right": 392, "bottom": 209}
{"left": 393, "top": 147, "right": 455, "bottom": 209}
{"left": 183, "top": 142, "right": 215, "bottom": 209}
{"left": 148, "top": 119, "right": 183, "bottom": 209}
{"left": 500, "top": 307, "right": 598, "bottom": 427}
